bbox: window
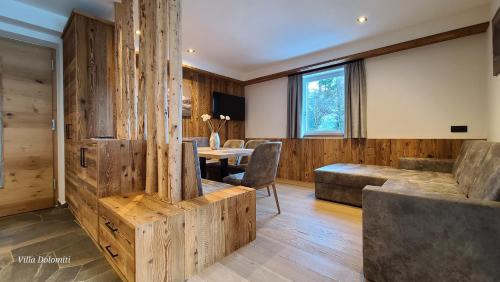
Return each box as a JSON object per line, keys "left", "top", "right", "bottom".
{"left": 302, "top": 67, "right": 345, "bottom": 136}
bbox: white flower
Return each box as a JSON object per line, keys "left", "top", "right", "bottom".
{"left": 225, "top": 115, "right": 230, "bottom": 121}
{"left": 220, "top": 115, "right": 225, "bottom": 120}
{"left": 201, "top": 114, "right": 211, "bottom": 122}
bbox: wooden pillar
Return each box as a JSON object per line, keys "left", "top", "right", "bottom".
{"left": 154, "top": 0, "right": 169, "bottom": 200}
{"left": 115, "top": 0, "right": 138, "bottom": 140}
{"left": 167, "top": 0, "right": 183, "bottom": 203}
{"left": 136, "top": 0, "right": 183, "bottom": 201}
{"left": 139, "top": 0, "right": 158, "bottom": 194}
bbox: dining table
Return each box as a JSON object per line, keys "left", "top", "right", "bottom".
{"left": 197, "top": 147, "right": 254, "bottom": 180}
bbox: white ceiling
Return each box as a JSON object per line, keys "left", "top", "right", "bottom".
{"left": 13, "top": 0, "right": 491, "bottom": 79}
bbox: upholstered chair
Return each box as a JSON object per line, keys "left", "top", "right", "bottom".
{"left": 228, "top": 139, "right": 270, "bottom": 175}
{"left": 223, "top": 142, "right": 282, "bottom": 213}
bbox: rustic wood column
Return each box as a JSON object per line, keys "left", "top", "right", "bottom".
{"left": 167, "top": 0, "right": 183, "bottom": 202}
{"left": 139, "top": 0, "right": 158, "bottom": 194}
{"left": 115, "top": 0, "right": 140, "bottom": 140}
{"left": 154, "top": 0, "right": 169, "bottom": 200}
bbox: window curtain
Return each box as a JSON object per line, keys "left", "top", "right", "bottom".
{"left": 344, "top": 60, "right": 367, "bottom": 138}
{"left": 287, "top": 74, "right": 303, "bottom": 138}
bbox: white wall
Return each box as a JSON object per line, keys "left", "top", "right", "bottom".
{"left": 488, "top": 0, "right": 500, "bottom": 142}
{"left": 245, "top": 34, "right": 488, "bottom": 139}
{"left": 245, "top": 77, "right": 288, "bottom": 138}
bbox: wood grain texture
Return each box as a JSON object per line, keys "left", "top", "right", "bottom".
{"left": 190, "top": 181, "right": 363, "bottom": 281}
{"left": 98, "top": 186, "right": 255, "bottom": 281}
{"left": 167, "top": 0, "right": 183, "bottom": 203}
{"left": 182, "top": 69, "right": 245, "bottom": 142}
{"left": 63, "top": 12, "right": 116, "bottom": 140}
{"left": 154, "top": 0, "right": 169, "bottom": 200}
{"left": 115, "top": 0, "right": 139, "bottom": 140}
{"left": 0, "top": 37, "right": 55, "bottom": 217}
{"left": 65, "top": 139, "right": 146, "bottom": 242}
{"left": 260, "top": 138, "right": 466, "bottom": 182}
{"left": 244, "top": 22, "right": 489, "bottom": 85}
{"left": 139, "top": 0, "right": 159, "bottom": 195}
{"left": 182, "top": 142, "right": 202, "bottom": 200}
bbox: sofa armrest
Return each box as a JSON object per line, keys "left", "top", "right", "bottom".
{"left": 362, "top": 185, "right": 500, "bottom": 282}
{"left": 398, "top": 157, "right": 455, "bottom": 173}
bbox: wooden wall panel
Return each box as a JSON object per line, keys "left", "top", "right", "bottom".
{"left": 182, "top": 69, "right": 245, "bottom": 143}
{"left": 263, "top": 138, "right": 465, "bottom": 183}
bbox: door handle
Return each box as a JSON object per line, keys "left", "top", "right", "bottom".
{"left": 80, "top": 147, "right": 87, "bottom": 168}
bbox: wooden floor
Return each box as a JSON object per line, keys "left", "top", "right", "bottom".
{"left": 190, "top": 181, "right": 364, "bottom": 282}
{"left": 0, "top": 181, "right": 363, "bottom": 282}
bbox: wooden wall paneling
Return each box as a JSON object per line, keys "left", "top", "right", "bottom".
{"left": 167, "top": 0, "right": 183, "bottom": 203}
{"left": 263, "top": 138, "right": 466, "bottom": 183}
{"left": 182, "top": 69, "right": 245, "bottom": 142}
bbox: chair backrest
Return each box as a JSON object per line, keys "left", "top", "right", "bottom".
{"left": 242, "top": 142, "right": 282, "bottom": 188}
{"left": 223, "top": 139, "right": 245, "bottom": 165}
{"left": 182, "top": 140, "right": 203, "bottom": 199}
{"left": 183, "top": 137, "right": 209, "bottom": 147}
{"left": 240, "top": 139, "right": 269, "bottom": 164}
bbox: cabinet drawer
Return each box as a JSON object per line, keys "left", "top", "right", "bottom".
{"left": 98, "top": 204, "right": 135, "bottom": 247}
{"left": 99, "top": 219, "right": 135, "bottom": 281}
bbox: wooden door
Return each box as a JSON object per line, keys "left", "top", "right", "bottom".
{"left": 0, "top": 37, "right": 55, "bottom": 217}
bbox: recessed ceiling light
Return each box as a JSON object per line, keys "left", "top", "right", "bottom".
{"left": 135, "top": 30, "right": 141, "bottom": 35}
{"left": 187, "top": 48, "right": 196, "bottom": 53}
{"left": 357, "top": 16, "right": 368, "bottom": 23}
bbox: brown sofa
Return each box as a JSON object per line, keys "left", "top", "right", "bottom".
{"left": 316, "top": 140, "right": 500, "bottom": 281}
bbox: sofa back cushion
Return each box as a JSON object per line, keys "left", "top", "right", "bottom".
{"left": 452, "top": 140, "right": 473, "bottom": 177}
{"left": 455, "top": 140, "right": 492, "bottom": 195}
{"left": 468, "top": 143, "right": 500, "bottom": 201}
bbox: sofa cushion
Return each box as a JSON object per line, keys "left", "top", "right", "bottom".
{"left": 468, "top": 144, "right": 500, "bottom": 201}
{"left": 382, "top": 179, "right": 466, "bottom": 198}
{"left": 315, "top": 164, "right": 456, "bottom": 187}
{"left": 455, "top": 141, "right": 492, "bottom": 195}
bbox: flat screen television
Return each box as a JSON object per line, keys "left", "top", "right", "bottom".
{"left": 212, "top": 92, "right": 245, "bottom": 121}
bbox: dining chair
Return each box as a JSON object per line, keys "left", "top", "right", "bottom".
{"left": 222, "top": 142, "right": 282, "bottom": 213}
{"left": 228, "top": 139, "right": 269, "bottom": 175}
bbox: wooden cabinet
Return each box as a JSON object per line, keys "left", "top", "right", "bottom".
{"left": 62, "top": 11, "right": 116, "bottom": 141}
{"left": 98, "top": 187, "right": 256, "bottom": 282}
{"left": 65, "top": 139, "right": 146, "bottom": 242}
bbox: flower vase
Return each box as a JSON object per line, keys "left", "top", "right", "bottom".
{"left": 209, "top": 132, "right": 220, "bottom": 150}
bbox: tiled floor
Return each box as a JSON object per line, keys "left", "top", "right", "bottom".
{"left": 0, "top": 208, "right": 120, "bottom": 282}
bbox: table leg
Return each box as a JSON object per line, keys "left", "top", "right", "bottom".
{"left": 220, "top": 158, "right": 229, "bottom": 180}
{"left": 200, "top": 157, "right": 207, "bottom": 179}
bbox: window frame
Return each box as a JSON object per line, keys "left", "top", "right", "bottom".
{"left": 301, "top": 66, "right": 346, "bottom": 138}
